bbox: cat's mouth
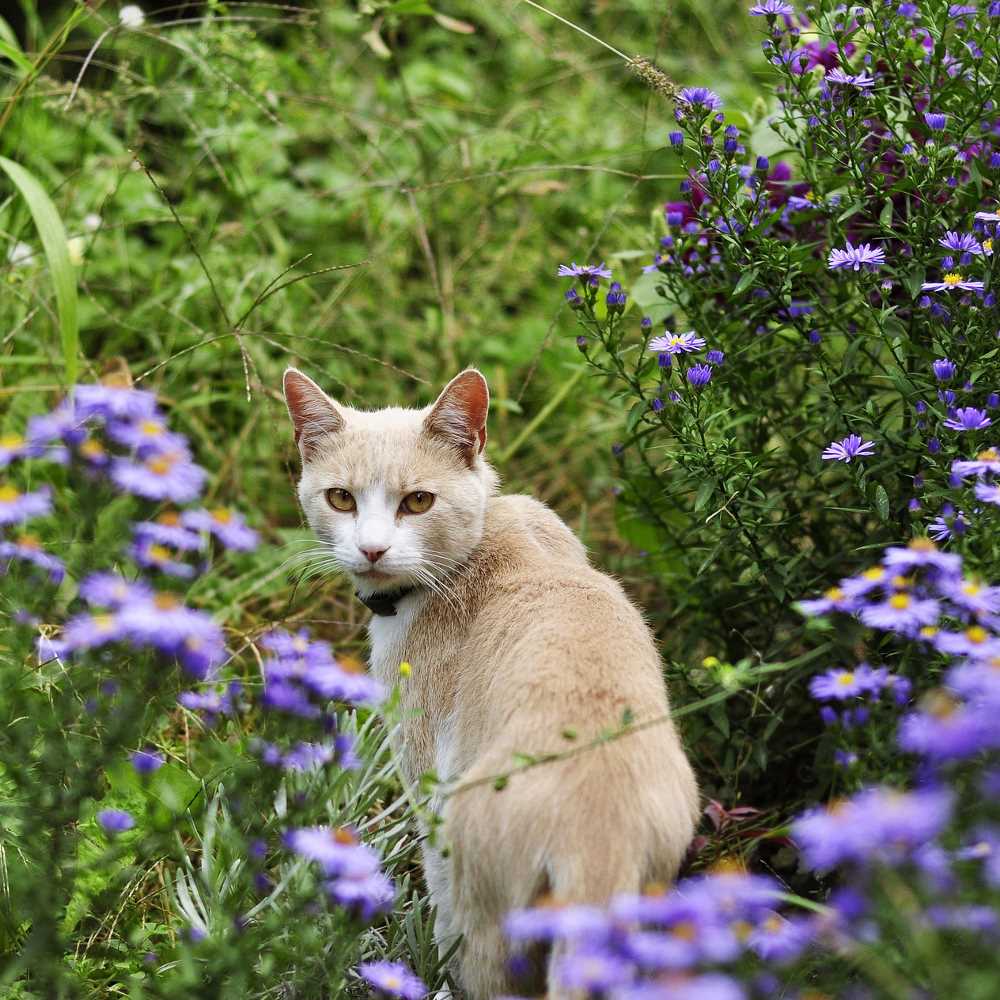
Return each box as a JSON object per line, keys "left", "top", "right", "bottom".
{"left": 355, "top": 568, "right": 396, "bottom": 584}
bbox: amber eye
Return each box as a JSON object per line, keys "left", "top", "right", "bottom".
{"left": 400, "top": 491, "right": 435, "bottom": 515}
{"left": 325, "top": 488, "right": 356, "bottom": 512}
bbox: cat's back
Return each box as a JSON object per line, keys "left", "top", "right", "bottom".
{"left": 482, "top": 493, "right": 588, "bottom": 568}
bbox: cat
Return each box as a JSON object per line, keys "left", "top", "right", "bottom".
{"left": 283, "top": 367, "right": 699, "bottom": 998}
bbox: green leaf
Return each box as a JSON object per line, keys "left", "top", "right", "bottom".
{"left": 732, "top": 268, "right": 759, "bottom": 296}
{"left": 0, "top": 37, "right": 32, "bottom": 75}
{"left": 693, "top": 479, "right": 715, "bottom": 512}
{"left": 0, "top": 156, "right": 79, "bottom": 384}
{"left": 879, "top": 198, "right": 894, "bottom": 230}
{"left": 873, "top": 484, "right": 890, "bottom": 522}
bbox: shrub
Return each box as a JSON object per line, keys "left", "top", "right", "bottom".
{"left": 561, "top": 0, "right": 1000, "bottom": 806}
{"left": 0, "top": 384, "right": 427, "bottom": 998}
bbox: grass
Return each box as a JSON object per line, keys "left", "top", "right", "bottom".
{"left": 0, "top": 0, "right": 768, "bottom": 992}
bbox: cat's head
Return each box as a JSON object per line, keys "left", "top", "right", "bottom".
{"left": 282, "top": 368, "right": 497, "bottom": 596}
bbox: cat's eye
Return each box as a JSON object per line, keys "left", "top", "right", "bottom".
{"left": 400, "top": 491, "right": 435, "bottom": 515}
{"left": 325, "top": 488, "right": 356, "bottom": 512}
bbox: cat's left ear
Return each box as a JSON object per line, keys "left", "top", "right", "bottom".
{"left": 424, "top": 369, "right": 489, "bottom": 465}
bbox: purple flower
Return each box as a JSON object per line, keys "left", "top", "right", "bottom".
{"left": 96, "top": 808, "right": 135, "bottom": 834}
{"left": 356, "top": 961, "right": 426, "bottom": 1000}
{"left": 933, "top": 357, "right": 958, "bottom": 381}
{"left": 0, "top": 484, "right": 51, "bottom": 525}
{"left": 943, "top": 407, "right": 992, "bottom": 431}
{"left": 975, "top": 481, "right": 1000, "bottom": 505}
{"left": 749, "top": 0, "right": 794, "bottom": 12}
{"left": 922, "top": 272, "right": 985, "bottom": 291}
{"left": 180, "top": 507, "right": 258, "bottom": 550}
{"left": 556, "top": 262, "right": 612, "bottom": 280}
{"left": 687, "top": 364, "right": 713, "bottom": 388}
{"left": 825, "top": 68, "right": 876, "bottom": 88}
{"left": 677, "top": 87, "right": 723, "bottom": 111}
{"left": 131, "top": 748, "right": 165, "bottom": 774}
{"left": 553, "top": 947, "right": 634, "bottom": 991}
{"left": 79, "top": 571, "right": 153, "bottom": 608}
{"left": 71, "top": 384, "right": 158, "bottom": 422}
{"left": 706, "top": 350, "right": 725, "bottom": 365}
{"left": 924, "top": 112, "right": 948, "bottom": 130}
{"left": 286, "top": 826, "right": 382, "bottom": 878}
{"left": 859, "top": 593, "right": 940, "bottom": 633}
{"left": 110, "top": 451, "right": 206, "bottom": 503}
{"left": 647, "top": 331, "right": 706, "bottom": 354}
{"left": 130, "top": 537, "right": 196, "bottom": 578}
{"left": 948, "top": 3, "right": 977, "bottom": 16}
{"left": 887, "top": 536, "right": 961, "bottom": 577}
{"left": 0, "top": 534, "right": 65, "bottom": 583}
{"left": 748, "top": 913, "right": 814, "bottom": 963}
{"left": 827, "top": 241, "right": 886, "bottom": 271}
{"left": 506, "top": 903, "right": 609, "bottom": 944}
{"left": 106, "top": 416, "right": 188, "bottom": 456}
{"left": 809, "top": 667, "right": 872, "bottom": 701}
{"left": 939, "top": 231, "right": 983, "bottom": 255}
{"left": 929, "top": 508, "right": 970, "bottom": 541}
{"left": 668, "top": 130, "right": 684, "bottom": 147}
{"left": 133, "top": 514, "right": 202, "bottom": 551}
{"left": 62, "top": 611, "right": 125, "bottom": 652}
{"left": 118, "top": 594, "right": 226, "bottom": 678}
{"left": 327, "top": 870, "right": 395, "bottom": 921}
{"left": 821, "top": 434, "right": 875, "bottom": 462}
{"left": 0, "top": 432, "right": 33, "bottom": 467}
{"left": 178, "top": 684, "right": 238, "bottom": 719}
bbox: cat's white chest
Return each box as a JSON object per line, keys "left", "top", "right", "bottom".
{"left": 367, "top": 593, "right": 424, "bottom": 684}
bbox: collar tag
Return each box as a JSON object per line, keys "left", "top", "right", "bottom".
{"left": 356, "top": 587, "right": 414, "bottom": 617}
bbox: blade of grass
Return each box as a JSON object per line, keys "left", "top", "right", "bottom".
{"left": 0, "top": 156, "right": 79, "bottom": 384}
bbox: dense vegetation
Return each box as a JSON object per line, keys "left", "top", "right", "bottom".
{"left": 2, "top": 0, "right": 999, "bottom": 997}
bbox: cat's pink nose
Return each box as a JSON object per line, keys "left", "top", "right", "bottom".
{"left": 361, "top": 546, "right": 388, "bottom": 564}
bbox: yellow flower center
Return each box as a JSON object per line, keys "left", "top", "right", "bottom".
{"left": 731, "top": 919, "right": 753, "bottom": 941}
{"left": 0, "top": 433, "right": 23, "bottom": 449}
{"left": 824, "top": 586, "right": 844, "bottom": 601}
{"left": 966, "top": 626, "right": 989, "bottom": 645}
{"left": 763, "top": 915, "right": 784, "bottom": 934}
{"left": 148, "top": 544, "right": 171, "bottom": 563}
{"left": 292, "top": 637, "right": 309, "bottom": 653}
{"left": 147, "top": 456, "right": 174, "bottom": 475}
{"left": 891, "top": 575, "right": 911, "bottom": 589}
{"left": 977, "top": 449, "right": 999, "bottom": 462}
{"left": 140, "top": 420, "right": 163, "bottom": 435}
{"left": 154, "top": 593, "right": 179, "bottom": 611}
{"left": 962, "top": 582, "right": 982, "bottom": 596}
{"left": 17, "top": 534, "right": 40, "bottom": 549}
{"left": 889, "top": 594, "right": 911, "bottom": 609}
{"left": 943, "top": 272, "right": 964, "bottom": 286}
{"left": 984, "top": 238, "right": 993, "bottom": 252}
{"left": 332, "top": 827, "right": 357, "bottom": 846}
{"left": 383, "top": 976, "right": 402, "bottom": 990}
{"left": 79, "top": 438, "right": 105, "bottom": 458}
{"left": 211, "top": 507, "right": 232, "bottom": 524}
{"left": 924, "top": 690, "right": 957, "bottom": 719}
{"left": 339, "top": 654, "right": 365, "bottom": 675}
{"left": 837, "top": 672, "right": 856, "bottom": 686}
{"left": 0, "top": 484, "right": 21, "bottom": 502}
{"left": 158, "top": 511, "right": 181, "bottom": 526}
{"left": 862, "top": 567, "right": 884, "bottom": 581}
{"left": 185, "top": 636, "right": 202, "bottom": 651}
{"left": 94, "top": 614, "right": 116, "bottom": 633}
{"left": 909, "top": 537, "right": 936, "bottom": 552}
{"left": 920, "top": 625, "right": 939, "bottom": 639}
{"left": 670, "top": 921, "right": 697, "bottom": 941}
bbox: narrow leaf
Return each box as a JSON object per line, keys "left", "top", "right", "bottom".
{"left": 0, "top": 156, "right": 79, "bottom": 383}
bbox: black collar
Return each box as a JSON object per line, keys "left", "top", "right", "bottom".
{"left": 356, "top": 586, "right": 415, "bottom": 617}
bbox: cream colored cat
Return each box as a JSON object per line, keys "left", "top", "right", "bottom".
{"left": 283, "top": 367, "right": 699, "bottom": 998}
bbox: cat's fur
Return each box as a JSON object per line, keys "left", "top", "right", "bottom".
{"left": 283, "top": 367, "right": 699, "bottom": 998}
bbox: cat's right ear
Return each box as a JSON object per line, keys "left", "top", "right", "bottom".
{"left": 282, "top": 368, "right": 344, "bottom": 459}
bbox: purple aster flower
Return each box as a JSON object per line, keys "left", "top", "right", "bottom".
{"left": 356, "top": 961, "right": 426, "bottom": 1000}
{"left": 924, "top": 112, "right": 948, "bottom": 130}
{"left": 181, "top": 506, "right": 258, "bottom": 550}
{"left": 749, "top": 0, "right": 794, "bottom": 12}
{"left": 110, "top": 451, "right": 206, "bottom": 503}
{"left": 949, "top": 3, "right": 977, "bottom": 16}
{"left": 0, "top": 534, "right": 65, "bottom": 583}
{"left": 809, "top": 667, "right": 870, "bottom": 701}
{"left": 129, "top": 537, "right": 196, "bottom": 579}
{"left": 677, "top": 87, "right": 723, "bottom": 111}
{"left": 821, "top": 434, "right": 876, "bottom": 462}
{"left": 71, "top": 384, "right": 158, "bottom": 422}
{"left": 0, "top": 483, "right": 51, "bottom": 525}
{"left": 706, "top": 349, "right": 725, "bottom": 365}
{"left": 976, "top": 209, "right": 1000, "bottom": 222}
{"left": 287, "top": 827, "right": 381, "bottom": 878}
{"left": 62, "top": 611, "right": 125, "bottom": 652}
{"left": 687, "top": 364, "right": 713, "bottom": 388}
{"left": 929, "top": 508, "right": 971, "bottom": 541}
{"left": 668, "top": 130, "right": 684, "bottom": 146}
{"left": 106, "top": 416, "right": 188, "bottom": 456}
{"left": 96, "top": 808, "right": 135, "bottom": 834}
{"left": 79, "top": 571, "right": 153, "bottom": 608}
{"left": 933, "top": 357, "right": 958, "bottom": 381}
{"left": 131, "top": 748, "right": 165, "bottom": 774}
{"left": 748, "top": 912, "right": 813, "bottom": 963}
{"left": 898, "top": 695, "right": 994, "bottom": 761}
{"left": 118, "top": 594, "right": 225, "bottom": 679}
{"left": 825, "top": 67, "right": 876, "bottom": 88}
{"left": 0, "top": 432, "right": 34, "bottom": 467}
{"left": 178, "top": 684, "right": 237, "bottom": 719}
{"left": 827, "top": 241, "right": 886, "bottom": 271}
{"left": 565, "top": 288, "right": 582, "bottom": 309}
{"left": 553, "top": 947, "right": 634, "bottom": 992}
{"left": 326, "top": 870, "right": 395, "bottom": 921}
{"left": 939, "top": 231, "right": 983, "bottom": 255}
{"left": 943, "top": 407, "right": 992, "bottom": 431}
{"left": 506, "top": 902, "right": 610, "bottom": 945}
{"left": 792, "top": 786, "right": 952, "bottom": 870}
{"left": 647, "top": 331, "right": 706, "bottom": 354}
{"left": 975, "top": 481, "right": 1000, "bottom": 505}
{"left": 859, "top": 592, "right": 940, "bottom": 633}
{"left": 133, "top": 513, "right": 202, "bottom": 551}
{"left": 884, "top": 537, "right": 960, "bottom": 579}
{"left": 556, "top": 262, "right": 612, "bottom": 280}
{"left": 922, "top": 272, "right": 985, "bottom": 291}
